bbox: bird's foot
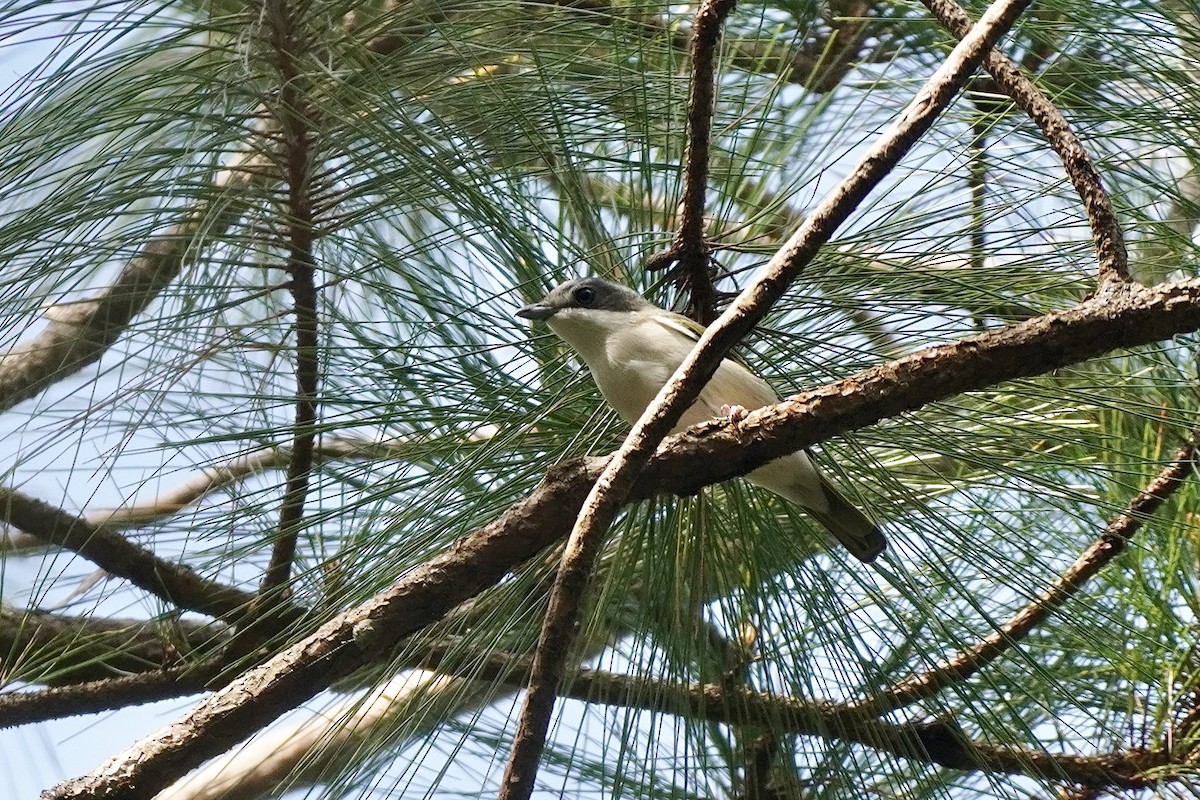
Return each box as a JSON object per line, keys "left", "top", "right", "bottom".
{"left": 720, "top": 404, "right": 749, "bottom": 422}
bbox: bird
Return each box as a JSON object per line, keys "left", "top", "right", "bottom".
{"left": 516, "top": 276, "right": 886, "bottom": 562}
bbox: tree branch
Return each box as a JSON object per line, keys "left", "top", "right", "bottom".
{"left": 0, "top": 136, "right": 270, "bottom": 414}
{"left": 258, "top": 0, "right": 322, "bottom": 605}
{"left": 423, "top": 645, "right": 1174, "bottom": 790}
{"left": 363, "top": 0, "right": 893, "bottom": 97}
{"left": 0, "top": 489, "right": 258, "bottom": 623}
{"left": 79, "top": 438, "right": 412, "bottom": 534}
{"left": 42, "top": 432, "right": 498, "bottom": 542}
{"left": 644, "top": 0, "right": 737, "bottom": 324}
{"left": 850, "top": 434, "right": 1200, "bottom": 715}
{"left": 561, "top": 667, "right": 1170, "bottom": 790}
{"left": 1, "top": 529, "right": 52, "bottom": 555}
{"left": 153, "top": 622, "right": 617, "bottom": 800}
{"left": 42, "top": 274, "right": 1200, "bottom": 800}
{"left": 501, "top": 2, "right": 1034, "bottom": 797}
{"left": 0, "top": 606, "right": 226, "bottom": 691}
{"left": 648, "top": 282, "right": 1200, "bottom": 494}
{"left": 922, "top": 0, "right": 1129, "bottom": 285}
{"left": 43, "top": 456, "right": 598, "bottom": 800}
{"left": 0, "top": 664, "right": 223, "bottom": 729}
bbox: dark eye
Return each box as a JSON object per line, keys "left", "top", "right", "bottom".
{"left": 573, "top": 286, "right": 596, "bottom": 306}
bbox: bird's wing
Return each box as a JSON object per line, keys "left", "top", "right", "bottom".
{"left": 650, "top": 312, "right": 704, "bottom": 343}
{"left": 649, "top": 313, "right": 759, "bottom": 372}
{"left": 647, "top": 313, "right": 779, "bottom": 420}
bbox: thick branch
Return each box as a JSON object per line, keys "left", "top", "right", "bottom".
{"left": 501, "top": 2, "right": 1034, "bottom": 797}
{"left": 43, "top": 459, "right": 597, "bottom": 800}
{"left": 43, "top": 275, "right": 1200, "bottom": 800}
{"left": 154, "top": 624, "right": 616, "bottom": 800}
{"left": 649, "top": 281, "right": 1200, "bottom": 493}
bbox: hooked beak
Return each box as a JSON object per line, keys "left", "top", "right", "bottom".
{"left": 516, "top": 302, "right": 557, "bottom": 321}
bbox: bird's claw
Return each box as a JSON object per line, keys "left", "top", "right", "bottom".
{"left": 720, "top": 404, "right": 748, "bottom": 422}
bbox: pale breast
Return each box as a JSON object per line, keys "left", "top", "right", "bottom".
{"left": 597, "top": 318, "right": 781, "bottom": 433}
{"left": 595, "top": 321, "right": 688, "bottom": 424}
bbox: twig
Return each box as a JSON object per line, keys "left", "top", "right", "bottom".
{"left": 41, "top": 275, "right": 1200, "bottom": 800}
{"left": 738, "top": 731, "right": 781, "bottom": 800}
{"left": 0, "top": 663, "right": 223, "bottom": 729}
{"left": 258, "top": 0, "right": 322, "bottom": 603}
{"left": 802, "top": 0, "right": 874, "bottom": 93}
{"left": 644, "top": 0, "right": 737, "bottom": 324}
{"left": 851, "top": 435, "right": 1200, "bottom": 715}
{"left": 362, "top": 0, "right": 889, "bottom": 96}
{"left": 565, "top": 668, "right": 1169, "bottom": 790}
{"left": 499, "top": 3, "right": 1034, "bottom": 798}
{"left": 66, "top": 432, "right": 497, "bottom": 537}
{"left": 968, "top": 118, "right": 989, "bottom": 331}
{"left": 80, "top": 438, "right": 404, "bottom": 534}
{"left": 0, "top": 606, "right": 227, "bottom": 689}
{"left": 0, "top": 489, "right": 258, "bottom": 622}
{"left": 1, "top": 529, "right": 51, "bottom": 555}
{"left": 921, "top": 0, "right": 1129, "bottom": 285}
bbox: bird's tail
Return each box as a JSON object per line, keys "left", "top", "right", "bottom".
{"left": 806, "top": 475, "right": 886, "bottom": 563}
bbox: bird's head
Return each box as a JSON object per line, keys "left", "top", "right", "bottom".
{"left": 516, "top": 277, "right": 651, "bottom": 322}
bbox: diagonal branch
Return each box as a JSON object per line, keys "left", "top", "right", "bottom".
{"left": 648, "top": 282, "right": 1200, "bottom": 493}
{"left": 0, "top": 489, "right": 258, "bottom": 623}
{"left": 42, "top": 457, "right": 599, "bottom": 800}
{"left": 500, "top": 2, "right": 1034, "bottom": 798}
{"left": 850, "top": 434, "right": 1200, "bottom": 715}
{"left": 922, "top": 0, "right": 1129, "bottom": 285}
{"left": 154, "top": 619, "right": 612, "bottom": 800}
{"left": 42, "top": 275, "right": 1200, "bottom": 800}
{"left": 644, "top": 0, "right": 737, "bottom": 324}
{"left": 0, "top": 137, "right": 271, "bottom": 414}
